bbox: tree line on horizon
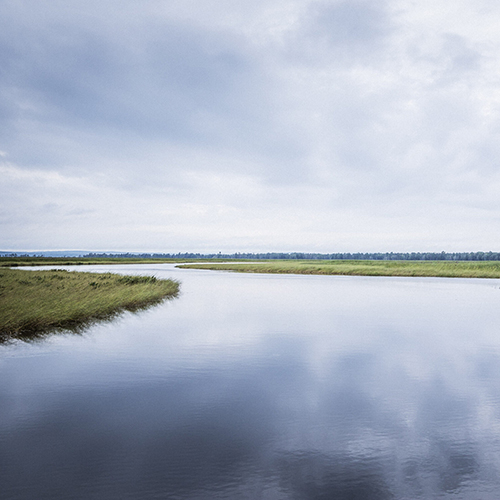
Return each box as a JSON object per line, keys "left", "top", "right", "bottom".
{"left": 3, "top": 251, "right": 500, "bottom": 261}
{"left": 80, "top": 251, "right": 500, "bottom": 261}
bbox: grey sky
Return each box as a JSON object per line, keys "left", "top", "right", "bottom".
{"left": 1, "top": 0, "right": 500, "bottom": 252}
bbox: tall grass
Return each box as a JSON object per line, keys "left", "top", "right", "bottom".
{"left": 0, "top": 269, "right": 179, "bottom": 340}
{"left": 178, "top": 260, "right": 500, "bottom": 278}
{"left": 0, "top": 257, "right": 184, "bottom": 267}
{"left": 0, "top": 257, "right": 250, "bottom": 267}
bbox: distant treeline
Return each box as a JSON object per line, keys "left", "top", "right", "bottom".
{"left": 79, "top": 251, "right": 500, "bottom": 261}
{"left": 3, "top": 251, "right": 500, "bottom": 261}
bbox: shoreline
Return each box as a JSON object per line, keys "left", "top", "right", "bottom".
{"left": 177, "top": 260, "right": 500, "bottom": 279}
{"left": 0, "top": 268, "right": 179, "bottom": 341}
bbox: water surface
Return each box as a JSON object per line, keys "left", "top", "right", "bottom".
{"left": 2, "top": 264, "right": 500, "bottom": 499}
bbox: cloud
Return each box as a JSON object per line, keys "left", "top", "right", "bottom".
{"left": 290, "top": 0, "right": 394, "bottom": 65}
{"left": 0, "top": 1, "right": 302, "bottom": 175}
{"left": 2, "top": 0, "right": 500, "bottom": 251}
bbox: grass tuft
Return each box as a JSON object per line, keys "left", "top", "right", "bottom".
{"left": 0, "top": 269, "right": 179, "bottom": 341}
{"left": 117, "top": 275, "right": 158, "bottom": 285}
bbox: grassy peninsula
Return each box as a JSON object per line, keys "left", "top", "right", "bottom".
{"left": 178, "top": 260, "right": 500, "bottom": 279}
{"left": 0, "top": 268, "right": 179, "bottom": 340}
{"left": 0, "top": 256, "right": 183, "bottom": 267}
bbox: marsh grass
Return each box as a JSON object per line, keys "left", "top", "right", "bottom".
{"left": 178, "top": 260, "right": 500, "bottom": 279}
{"left": 0, "top": 268, "right": 179, "bottom": 341}
{"left": 0, "top": 257, "right": 250, "bottom": 267}
{"left": 0, "top": 257, "right": 183, "bottom": 267}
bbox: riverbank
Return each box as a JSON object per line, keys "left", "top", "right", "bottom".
{"left": 0, "top": 257, "right": 186, "bottom": 267}
{"left": 0, "top": 268, "right": 179, "bottom": 340}
{"left": 0, "top": 256, "right": 256, "bottom": 267}
{"left": 177, "top": 260, "right": 500, "bottom": 279}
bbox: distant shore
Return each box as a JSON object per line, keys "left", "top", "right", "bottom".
{"left": 4, "top": 256, "right": 500, "bottom": 278}
{"left": 0, "top": 257, "right": 186, "bottom": 267}
{"left": 177, "top": 260, "right": 500, "bottom": 279}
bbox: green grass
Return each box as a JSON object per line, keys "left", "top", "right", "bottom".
{"left": 0, "top": 257, "right": 256, "bottom": 267}
{"left": 0, "top": 268, "right": 179, "bottom": 341}
{"left": 177, "top": 259, "right": 500, "bottom": 279}
{"left": 0, "top": 257, "right": 188, "bottom": 267}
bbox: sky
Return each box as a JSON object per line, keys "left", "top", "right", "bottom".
{"left": 1, "top": 0, "right": 500, "bottom": 253}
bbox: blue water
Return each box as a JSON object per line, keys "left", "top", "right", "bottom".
{"left": 2, "top": 264, "right": 500, "bottom": 499}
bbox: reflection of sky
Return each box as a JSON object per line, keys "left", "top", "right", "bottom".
{"left": 2, "top": 266, "right": 500, "bottom": 498}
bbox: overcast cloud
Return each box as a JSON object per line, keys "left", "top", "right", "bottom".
{"left": 2, "top": 0, "right": 500, "bottom": 252}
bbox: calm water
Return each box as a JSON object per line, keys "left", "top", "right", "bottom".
{"left": 2, "top": 264, "right": 500, "bottom": 499}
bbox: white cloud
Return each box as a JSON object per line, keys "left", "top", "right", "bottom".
{"left": 2, "top": 0, "right": 500, "bottom": 251}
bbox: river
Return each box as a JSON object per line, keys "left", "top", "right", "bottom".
{"left": 2, "top": 264, "right": 500, "bottom": 499}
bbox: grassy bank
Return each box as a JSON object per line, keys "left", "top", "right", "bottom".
{"left": 178, "top": 260, "right": 500, "bottom": 279}
{"left": 0, "top": 257, "right": 253, "bottom": 267}
{"left": 0, "top": 268, "right": 179, "bottom": 340}
{"left": 0, "top": 257, "right": 185, "bottom": 267}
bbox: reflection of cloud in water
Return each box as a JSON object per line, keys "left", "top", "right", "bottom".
{"left": 1, "top": 350, "right": 498, "bottom": 499}
{"left": 0, "top": 373, "right": 277, "bottom": 498}
{"left": 275, "top": 451, "right": 394, "bottom": 500}
{"left": 274, "top": 442, "right": 481, "bottom": 500}
{"left": 3, "top": 270, "right": 500, "bottom": 497}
